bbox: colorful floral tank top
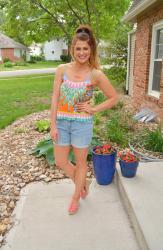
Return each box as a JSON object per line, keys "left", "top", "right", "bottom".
{"left": 57, "top": 71, "right": 94, "bottom": 122}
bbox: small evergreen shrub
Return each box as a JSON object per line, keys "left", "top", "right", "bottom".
{"left": 14, "top": 61, "right": 27, "bottom": 66}
{"left": 60, "top": 54, "right": 71, "bottom": 62}
{"left": 4, "top": 62, "right": 13, "bottom": 67}
{"left": 3, "top": 57, "right": 11, "bottom": 63}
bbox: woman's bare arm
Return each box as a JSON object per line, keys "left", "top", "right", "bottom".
{"left": 50, "top": 65, "right": 64, "bottom": 131}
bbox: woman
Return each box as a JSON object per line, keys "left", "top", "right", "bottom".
{"left": 50, "top": 24, "right": 118, "bottom": 215}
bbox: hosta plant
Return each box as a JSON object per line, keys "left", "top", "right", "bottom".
{"left": 30, "top": 135, "right": 102, "bottom": 166}
{"left": 35, "top": 119, "right": 50, "bottom": 133}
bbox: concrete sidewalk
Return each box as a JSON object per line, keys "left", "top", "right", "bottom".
{"left": 1, "top": 179, "right": 139, "bottom": 250}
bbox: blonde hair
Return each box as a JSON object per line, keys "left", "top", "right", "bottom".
{"left": 70, "top": 24, "right": 100, "bottom": 69}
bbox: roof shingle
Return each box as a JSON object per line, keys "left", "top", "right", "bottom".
{"left": 129, "top": 0, "right": 144, "bottom": 11}
{"left": 0, "top": 33, "right": 29, "bottom": 50}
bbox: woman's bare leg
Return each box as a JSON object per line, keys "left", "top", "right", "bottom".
{"left": 54, "top": 145, "right": 87, "bottom": 193}
{"left": 70, "top": 146, "right": 89, "bottom": 205}
{"left": 54, "top": 145, "right": 75, "bottom": 181}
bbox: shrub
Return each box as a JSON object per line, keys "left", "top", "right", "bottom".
{"left": 103, "top": 67, "right": 126, "bottom": 92}
{"left": 27, "top": 59, "right": 37, "bottom": 64}
{"left": 4, "top": 62, "right": 13, "bottom": 67}
{"left": 93, "top": 90, "right": 106, "bottom": 105}
{"left": 30, "top": 55, "right": 45, "bottom": 62}
{"left": 60, "top": 54, "right": 71, "bottom": 62}
{"left": 14, "top": 61, "right": 27, "bottom": 66}
{"left": 3, "top": 57, "right": 11, "bottom": 63}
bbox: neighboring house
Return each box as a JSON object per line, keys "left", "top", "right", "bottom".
{"left": 0, "top": 33, "right": 30, "bottom": 63}
{"left": 29, "top": 42, "right": 42, "bottom": 56}
{"left": 122, "top": 0, "right": 163, "bottom": 120}
{"left": 29, "top": 39, "right": 68, "bottom": 61}
{"left": 43, "top": 38, "right": 68, "bottom": 61}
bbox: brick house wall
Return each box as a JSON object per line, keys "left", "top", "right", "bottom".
{"left": 1, "top": 48, "right": 23, "bottom": 62}
{"left": 133, "top": 4, "right": 163, "bottom": 120}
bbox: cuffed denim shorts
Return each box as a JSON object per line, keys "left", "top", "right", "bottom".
{"left": 55, "top": 119, "right": 93, "bottom": 148}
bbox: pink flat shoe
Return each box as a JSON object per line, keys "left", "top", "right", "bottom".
{"left": 68, "top": 201, "right": 80, "bottom": 215}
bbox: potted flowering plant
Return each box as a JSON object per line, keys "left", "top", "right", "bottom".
{"left": 92, "top": 144, "right": 117, "bottom": 185}
{"left": 118, "top": 149, "right": 140, "bottom": 178}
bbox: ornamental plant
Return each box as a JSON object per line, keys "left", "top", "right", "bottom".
{"left": 118, "top": 150, "right": 140, "bottom": 163}
{"left": 94, "top": 144, "right": 116, "bottom": 155}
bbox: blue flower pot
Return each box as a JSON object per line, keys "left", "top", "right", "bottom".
{"left": 92, "top": 147, "right": 117, "bottom": 185}
{"left": 119, "top": 160, "right": 139, "bottom": 178}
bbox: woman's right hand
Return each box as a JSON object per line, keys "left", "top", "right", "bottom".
{"left": 50, "top": 126, "right": 59, "bottom": 142}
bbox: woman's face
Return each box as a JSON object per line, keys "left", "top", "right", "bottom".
{"left": 73, "top": 40, "right": 91, "bottom": 64}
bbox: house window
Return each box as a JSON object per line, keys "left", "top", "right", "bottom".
{"left": 14, "top": 49, "right": 21, "bottom": 58}
{"left": 148, "top": 21, "right": 163, "bottom": 98}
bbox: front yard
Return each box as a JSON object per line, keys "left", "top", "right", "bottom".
{"left": 0, "top": 74, "right": 54, "bottom": 129}
{"left": 0, "top": 61, "right": 61, "bottom": 71}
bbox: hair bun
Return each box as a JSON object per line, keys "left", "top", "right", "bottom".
{"left": 76, "top": 25, "right": 93, "bottom": 37}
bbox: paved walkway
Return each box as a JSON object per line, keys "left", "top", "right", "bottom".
{"left": 1, "top": 179, "right": 139, "bottom": 250}
{"left": 2, "top": 161, "right": 163, "bottom": 250}
{"left": 0, "top": 68, "right": 56, "bottom": 78}
{"left": 0, "top": 65, "right": 110, "bottom": 78}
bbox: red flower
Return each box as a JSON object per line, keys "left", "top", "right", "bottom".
{"left": 118, "top": 150, "right": 140, "bottom": 162}
{"left": 94, "top": 144, "right": 116, "bottom": 155}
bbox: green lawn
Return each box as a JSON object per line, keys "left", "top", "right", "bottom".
{"left": 0, "top": 61, "right": 61, "bottom": 71}
{"left": 0, "top": 74, "right": 54, "bottom": 129}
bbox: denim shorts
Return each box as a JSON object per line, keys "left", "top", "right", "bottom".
{"left": 55, "top": 119, "right": 93, "bottom": 148}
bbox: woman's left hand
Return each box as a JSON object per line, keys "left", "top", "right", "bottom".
{"left": 76, "top": 101, "right": 95, "bottom": 114}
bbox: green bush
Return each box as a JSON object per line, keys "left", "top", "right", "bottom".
{"left": 4, "top": 62, "right": 13, "bottom": 67}
{"left": 104, "top": 67, "right": 126, "bottom": 92}
{"left": 94, "top": 90, "right": 106, "bottom": 105}
{"left": 3, "top": 57, "right": 11, "bottom": 63}
{"left": 30, "top": 55, "right": 45, "bottom": 62}
{"left": 144, "top": 127, "right": 163, "bottom": 152}
{"left": 60, "top": 54, "right": 71, "bottom": 62}
{"left": 35, "top": 119, "right": 50, "bottom": 132}
{"left": 14, "top": 61, "right": 27, "bottom": 66}
{"left": 27, "top": 59, "right": 37, "bottom": 64}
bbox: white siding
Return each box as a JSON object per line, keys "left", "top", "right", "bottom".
{"left": 0, "top": 48, "right": 2, "bottom": 61}
{"left": 29, "top": 43, "right": 42, "bottom": 56}
{"left": 43, "top": 39, "right": 67, "bottom": 61}
{"left": 126, "top": 31, "right": 136, "bottom": 96}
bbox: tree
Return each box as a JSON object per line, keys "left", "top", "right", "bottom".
{"left": 0, "top": 0, "right": 131, "bottom": 46}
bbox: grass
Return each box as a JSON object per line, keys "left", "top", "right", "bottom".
{"left": 0, "top": 61, "right": 61, "bottom": 71}
{"left": 0, "top": 74, "right": 54, "bottom": 129}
